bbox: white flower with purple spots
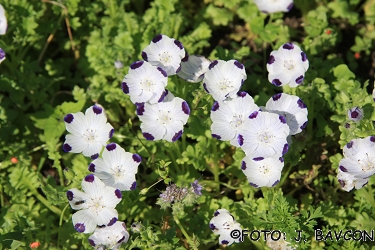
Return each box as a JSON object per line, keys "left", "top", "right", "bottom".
{"left": 267, "top": 43, "right": 309, "bottom": 88}
{"left": 66, "top": 174, "right": 122, "bottom": 234}
{"left": 238, "top": 111, "right": 290, "bottom": 158}
{"left": 63, "top": 105, "right": 114, "bottom": 159}
{"left": 0, "top": 4, "right": 7, "bottom": 35}
{"left": 337, "top": 170, "right": 369, "bottom": 192}
{"left": 177, "top": 53, "right": 210, "bottom": 83}
{"left": 338, "top": 136, "right": 375, "bottom": 179}
{"left": 136, "top": 97, "right": 190, "bottom": 142}
{"left": 142, "top": 34, "right": 185, "bottom": 76}
{"left": 88, "top": 221, "right": 130, "bottom": 250}
{"left": 265, "top": 93, "right": 308, "bottom": 135}
{"left": 89, "top": 143, "right": 141, "bottom": 191}
{"left": 211, "top": 92, "right": 259, "bottom": 146}
{"left": 209, "top": 209, "right": 242, "bottom": 246}
{"left": 253, "top": 0, "right": 294, "bottom": 14}
{"left": 121, "top": 61, "right": 168, "bottom": 104}
{"left": 347, "top": 106, "right": 363, "bottom": 122}
{"left": 241, "top": 155, "right": 284, "bottom": 188}
{"left": 202, "top": 59, "right": 247, "bottom": 101}
{"left": 372, "top": 81, "right": 375, "bottom": 102}
{"left": 0, "top": 48, "right": 5, "bottom": 64}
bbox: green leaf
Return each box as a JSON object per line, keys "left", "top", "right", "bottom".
{"left": 333, "top": 64, "right": 355, "bottom": 80}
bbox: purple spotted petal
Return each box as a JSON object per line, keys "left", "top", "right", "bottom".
{"left": 118, "top": 236, "right": 126, "bottom": 243}
{"left": 142, "top": 51, "right": 148, "bottom": 61}
{"left": 339, "top": 165, "right": 347, "bottom": 172}
{"left": 176, "top": 65, "right": 181, "bottom": 73}
{"left": 88, "top": 163, "right": 95, "bottom": 172}
{"left": 63, "top": 143, "right": 72, "bottom": 152}
{"left": 297, "top": 99, "right": 307, "bottom": 108}
{"left": 272, "top": 79, "right": 282, "bottom": 86}
{"left": 283, "top": 43, "right": 294, "bottom": 50}
{"left": 130, "top": 61, "right": 144, "bottom": 70}
{"left": 272, "top": 93, "right": 282, "bottom": 101}
{"left": 66, "top": 190, "right": 74, "bottom": 201}
{"left": 212, "top": 101, "right": 220, "bottom": 111}
{"left": 106, "top": 143, "right": 116, "bottom": 151}
{"left": 346, "top": 141, "right": 353, "bottom": 148}
{"left": 212, "top": 134, "right": 221, "bottom": 140}
{"left": 182, "top": 52, "right": 189, "bottom": 62}
{"left": 287, "top": 3, "right": 294, "bottom": 11}
{"left": 234, "top": 60, "right": 243, "bottom": 69}
{"left": 115, "top": 189, "right": 122, "bottom": 199}
{"left": 338, "top": 179, "right": 345, "bottom": 187}
{"left": 74, "top": 223, "right": 86, "bottom": 233}
{"left": 279, "top": 115, "right": 287, "bottom": 124}
{"left": 130, "top": 181, "right": 137, "bottom": 190}
{"left": 214, "top": 210, "right": 220, "bottom": 216}
{"left": 182, "top": 101, "right": 190, "bottom": 115}
{"left": 143, "top": 132, "right": 155, "bottom": 140}
{"left": 88, "top": 239, "right": 95, "bottom": 246}
{"left": 109, "top": 128, "right": 114, "bottom": 138}
{"left": 90, "top": 153, "right": 99, "bottom": 160}
{"left": 85, "top": 174, "right": 95, "bottom": 183}
{"left": 295, "top": 75, "right": 304, "bottom": 84}
{"left": 93, "top": 105, "right": 102, "bottom": 115}
{"left": 121, "top": 82, "right": 129, "bottom": 94}
{"left": 203, "top": 83, "right": 209, "bottom": 93}
{"left": 107, "top": 217, "right": 117, "bottom": 226}
{"left": 210, "top": 223, "right": 216, "bottom": 230}
{"left": 208, "top": 60, "right": 218, "bottom": 70}
{"left": 238, "top": 134, "right": 244, "bottom": 146}
{"left": 250, "top": 182, "right": 259, "bottom": 188}
{"left": 300, "top": 121, "right": 307, "bottom": 130}
{"left": 64, "top": 114, "right": 74, "bottom": 123}
{"left": 282, "top": 144, "right": 289, "bottom": 155}
{"left": 253, "top": 157, "right": 264, "bottom": 161}
{"left": 132, "top": 154, "right": 142, "bottom": 163}
{"left": 301, "top": 52, "right": 307, "bottom": 62}
{"left": 174, "top": 39, "right": 184, "bottom": 50}
{"left": 268, "top": 55, "right": 275, "bottom": 64}
{"left": 370, "top": 136, "right": 375, "bottom": 142}
{"left": 249, "top": 111, "right": 258, "bottom": 119}
{"left": 157, "top": 91, "right": 166, "bottom": 102}
{"left": 279, "top": 157, "right": 284, "bottom": 163}
{"left": 221, "top": 240, "right": 229, "bottom": 245}
{"left": 136, "top": 103, "right": 145, "bottom": 115}
{"left": 237, "top": 91, "right": 247, "bottom": 97}
{"left": 157, "top": 67, "right": 167, "bottom": 77}
{"left": 152, "top": 34, "right": 162, "bottom": 43}
{"left": 172, "top": 130, "right": 183, "bottom": 141}
{"left": 241, "top": 161, "right": 247, "bottom": 170}
{"left": 272, "top": 180, "right": 280, "bottom": 187}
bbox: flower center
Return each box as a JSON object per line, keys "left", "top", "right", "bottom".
{"left": 283, "top": 60, "right": 295, "bottom": 70}
{"left": 83, "top": 129, "right": 97, "bottom": 143}
{"left": 219, "top": 78, "right": 234, "bottom": 91}
{"left": 230, "top": 115, "right": 244, "bottom": 129}
{"left": 88, "top": 197, "right": 105, "bottom": 215}
{"left": 259, "top": 165, "right": 270, "bottom": 175}
{"left": 112, "top": 166, "right": 124, "bottom": 179}
{"left": 156, "top": 110, "right": 172, "bottom": 125}
{"left": 159, "top": 51, "right": 172, "bottom": 64}
{"left": 140, "top": 77, "right": 155, "bottom": 91}
{"left": 258, "top": 131, "right": 273, "bottom": 143}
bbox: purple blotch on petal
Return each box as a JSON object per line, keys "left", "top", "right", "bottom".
{"left": 174, "top": 39, "right": 184, "bottom": 50}
{"left": 272, "top": 79, "right": 282, "bottom": 86}
{"left": 362, "top": 182, "right": 368, "bottom": 188}
{"left": 85, "top": 174, "right": 95, "bottom": 183}
{"left": 66, "top": 190, "right": 74, "bottom": 201}
{"left": 132, "top": 154, "right": 142, "bottom": 163}
{"left": 182, "top": 101, "right": 190, "bottom": 115}
{"left": 297, "top": 99, "right": 307, "bottom": 108}
{"left": 221, "top": 240, "right": 229, "bottom": 245}
{"left": 212, "top": 134, "right": 221, "bottom": 140}
{"left": 241, "top": 161, "right": 247, "bottom": 170}
{"left": 130, "top": 61, "right": 144, "bottom": 70}
{"left": 136, "top": 103, "right": 145, "bottom": 116}
{"left": 143, "top": 132, "right": 155, "bottom": 140}
{"left": 88, "top": 239, "right": 96, "bottom": 246}
{"left": 106, "top": 143, "right": 116, "bottom": 151}
{"left": 338, "top": 179, "right": 345, "bottom": 187}
{"left": 121, "top": 82, "right": 129, "bottom": 94}
{"left": 90, "top": 153, "right": 99, "bottom": 160}
{"left": 88, "top": 163, "right": 95, "bottom": 172}
{"left": 282, "top": 144, "right": 289, "bottom": 155}
{"left": 249, "top": 111, "right": 258, "bottom": 119}
{"left": 141, "top": 51, "right": 148, "bottom": 61}
{"left": 346, "top": 141, "right": 353, "bottom": 148}
{"left": 115, "top": 189, "right": 122, "bottom": 199}
{"left": 63, "top": 143, "right": 72, "bottom": 152}
{"left": 203, "top": 83, "right": 209, "bottom": 93}
{"left": 214, "top": 210, "right": 220, "bottom": 216}
{"left": 300, "top": 121, "right": 308, "bottom": 130}
{"left": 93, "top": 105, "right": 102, "bottom": 115}
{"left": 237, "top": 91, "right": 247, "bottom": 97}
{"left": 272, "top": 93, "right": 282, "bottom": 101}
{"left": 238, "top": 134, "right": 244, "bottom": 146}
{"left": 152, "top": 34, "right": 163, "bottom": 43}
{"left": 157, "top": 91, "right": 166, "bottom": 103}
{"left": 208, "top": 60, "right": 218, "bottom": 70}
{"left": 157, "top": 67, "right": 167, "bottom": 77}
{"left": 301, "top": 52, "right": 307, "bottom": 62}
{"left": 172, "top": 130, "right": 183, "bottom": 142}
{"left": 283, "top": 43, "right": 294, "bottom": 50}
{"left": 212, "top": 101, "right": 220, "bottom": 111}
{"left": 296, "top": 75, "right": 304, "bottom": 84}
{"left": 0, "top": 49, "right": 5, "bottom": 59}
{"left": 74, "top": 223, "right": 85, "bottom": 233}
{"left": 64, "top": 114, "right": 74, "bottom": 123}
{"left": 117, "top": 236, "right": 126, "bottom": 243}
{"left": 210, "top": 223, "right": 216, "bottom": 230}
{"left": 250, "top": 182, "right": 259, "bottom": 188}
{"left": 253, "top": 157, "right": 264, "bottom": 161}
{"left": 339, "top": 165, "right": 348, "bottom": 172}
{"left": 272, "top": 180, "right": 280, "bottom": 187}
{"left": 130, "top": 181, "right": 137, "bottom": 190}
{"left": 109, "top": 128, "right": 114, "bottom": 138}
{"left": 370, "top": 136, "right": 375, "bottom": 142}
{"left": 279, "top": 157, "right": 284, "bottom": 163}
{"left": 176, "top": 65, "right": 181, "bottom": 73}
{"left": 182, "top": 52, "right": 189, "bottom": 62}
{"left": 108, "top": 217, "right": 117, "bottom": 226}
{"left": 234, "top": 60, "right": 243, "bottom": 69}
{"left": 279, "top": 115, "right": 287, "bottom": 124}
{"left": 268, "top": 55, "right": 275, "bottom": 64}
{"left": 241, "top": 79, "right": 244, "bottom": 85}
{"left": 287, "top": 2, "right": 293, "bottom": 11}
{"left": 350, "top": 110, "right": 359, "bottom": 118}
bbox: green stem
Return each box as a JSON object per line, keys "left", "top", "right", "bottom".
{"left": 27, "top": 183, "right": 62, "bottom": 217}
{"left": 279, "top": 163, "right": 293, "bottom": 187}
{"left": 173, "top": 214, "right": 198, "bottom": 250}
{"left": 57, "top": 204, "right": 70, "bottom": 248}
{"left": 211, "top": 139, "right": 220, "bottom": 192}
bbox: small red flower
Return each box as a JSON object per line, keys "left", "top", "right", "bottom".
{"left": 10, "top": 157, "right": 18, "bottom": 164}
{"left": 354, "top": 52, "right": 361, "bottom": 59}
{"left": 30, "top": 242, "right": 41, "bottom": 249}
{"left": 325, "top": 29, "right": 331, "bottom": 35}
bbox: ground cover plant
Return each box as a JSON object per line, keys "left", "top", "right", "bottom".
{"left": 1, "top": 0, "right": 375, "bottom": 249}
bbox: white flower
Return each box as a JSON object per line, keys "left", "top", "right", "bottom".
{"left": 253, "top": 0, "right": 294, "bottom": 14}
{"left": 177, "top": 53, "right": 210, "bottom": 82}
{"left": 241, "top": 155, "right": 284, "bottom": 188}
{"left": 338, "top": 136, "right": 375, "bottom": 178}
{"left": 88, "top": 221, "right": 130, "bottom": 250}
{"left": 372, "top": 81, "right": 375, "bottom": 102}
{"left": 89, "top": 143, "right": 141, "bottom": 191}
{"left": 66, "top": 174, "right": 122, "bottom": 234}
{"left": 121, "top": 61, "right": 168, "bottom": 104}
{"left": 63, "top": 105, "right": 114, "bottom": 159}
{"left": 136, "top": 97, "right": 190, "bottom": 142}
{"left": 0, "top": 48, "right": 5, "bottom": 64}
{"left": 142, "top": 34, "right": 185, "bottom": 76}
{"left": 347, "top": 106, "right": 363, "bottom": 122}
{"left": 266, "top": 234, "right": 296, "bottom": 250}
{"left": 265, "top": 93, "right": 308, "bottom": 135}
{"left": 210, "top": 92, "right": 259, "bottom": 146}
{"left": 202, "top": 59, "right": 247, "bottom": 101}
{"left": 337, "top": 170, "right": 369, "bottom": 192}
{"left": 238, "top": 111, "right": 290, "bottom": 158}
{"left": 209, "top": 209, "right": 242, "bottom": 246}
{"left": 266, "top": 43, "right": 309, "bottom": 88}
{"left": 0, "top": 4, "right": 7, "bottom": 35}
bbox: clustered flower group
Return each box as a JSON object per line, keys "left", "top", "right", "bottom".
{"left": 63, "top": 104, "right": 141, "bottom": 249}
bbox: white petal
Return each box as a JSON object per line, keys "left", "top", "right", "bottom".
{"left": 0, "top": 5, "right": 7, "bottom": 35}
{"left": 81, "top": 174, "right": 106, "bottom": 197}
{"left": 64, "top": 134, "right": 88, "bottom": 153}
{"left": 67, "top": 188, "right": 90, "bottom": 210}
{"left": 65, "top": 112, "right": 87, "bottom": 135}
{"left": 85, "top": 105, "right": 108, "bottom": 129}
{"left": 253, "top": 0, "right": 293, "bottom": 13}
{"left": 82, "top": 142, "right": 104, "bottom": 159}
{"left": 177, "top": 55, "right": 210, "bottom": 82}
{"left": 72, "top": 209, "right": 98, "bottom": 233}
{"left": 95, "top": 207, "right": 119, "bottom": 226}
